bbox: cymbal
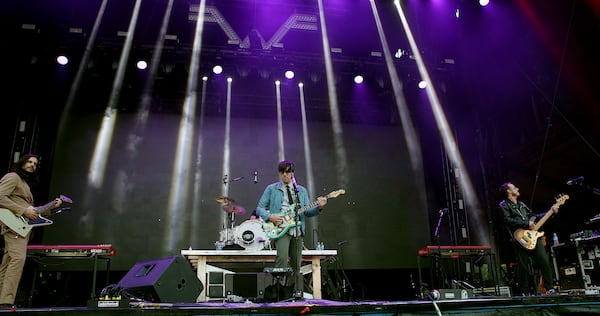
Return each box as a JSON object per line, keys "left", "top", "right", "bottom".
{"left": 222, "top": 204, "right": 246, "bottom": 215}
{"left": 215, "top": 196, "right": 235, "bottom": 204}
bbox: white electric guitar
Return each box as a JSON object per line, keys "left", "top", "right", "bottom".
{"left": 513, "top": 193, "right": 568, "bottom": 250}
{"left": 262, "top": 189, "right": 345, "bottom": 240}
{"left": 0, "top": 195, "right": 72, "bottom": 237}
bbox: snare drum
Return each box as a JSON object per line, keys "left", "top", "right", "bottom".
{"left": 235, "top": 219, "right": 270, "bottom": 251}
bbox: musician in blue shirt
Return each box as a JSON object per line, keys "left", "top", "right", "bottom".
{"left": 256, "top": 160, "right": 326, "bottom": 291}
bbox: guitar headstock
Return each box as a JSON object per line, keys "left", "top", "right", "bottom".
{"left": 554, "top": 193, "right": 569, "bottom": 206}
{"left": 327, "top": 189, "right": 346, "bottom": 199}
{"left": 59, "top": 195, "right": 73, "bottom": 204}
{"left": 551, "top": 193, "right": 569, "bottom": 214}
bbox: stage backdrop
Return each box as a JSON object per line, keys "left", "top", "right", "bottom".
{"left": 45, "top": 109, "right": 431, "bottom": 271}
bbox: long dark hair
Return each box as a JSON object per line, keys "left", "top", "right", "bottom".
{"left": 11, "top": 154, "right": 41, "bottom": 186}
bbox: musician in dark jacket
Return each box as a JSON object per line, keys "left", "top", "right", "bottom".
{"left": 498, "top": 182, "right": 556, "bottom": 295}
{"left": 0, "top": 154, "right": 62, "bottom": 308}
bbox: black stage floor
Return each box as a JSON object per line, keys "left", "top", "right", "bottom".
{"left": 2, "top": 295, "right": 600, "bottom": 315}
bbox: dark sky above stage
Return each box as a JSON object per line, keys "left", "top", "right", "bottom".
{"left": 1, "top": 0, "right": 599, "bottom": 272}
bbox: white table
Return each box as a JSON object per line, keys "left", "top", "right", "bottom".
{"left": 181, "top": 249, "right": 337, "bottom": 302}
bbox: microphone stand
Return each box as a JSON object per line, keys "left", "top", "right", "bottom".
{"left": 292, "top": 179, "right": 304, "bottom": 300}
{"left": 433, "top": 209, "right": 446, "bottom": 289}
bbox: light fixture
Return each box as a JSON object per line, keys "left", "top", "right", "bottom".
{"left": 213, "top": 65, "right": 223, "bottom": 74}
{"left": 285, "top": 70, "right": 295, "bottom": 79}
{"left": 56, "top": 55, "right": 69, "bottom": 65}
{"left": 353, "top": 75, "right": 364, "bottom": 84}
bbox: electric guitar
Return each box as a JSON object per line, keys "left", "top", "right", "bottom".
{"left": 263, "top": 189, "right": 345, "bottom": 240}
{"left": 0, "top": 195, "right": 72, "bottom": 237}
{"left": 513, "top": 194, "right": 568, "bottom": 250}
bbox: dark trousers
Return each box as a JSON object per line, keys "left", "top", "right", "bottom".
{"left": 513, "top": 238, "right": 553, "bottom": 294}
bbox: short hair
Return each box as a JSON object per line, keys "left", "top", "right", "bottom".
{"left": 498, "top": 182, "right": 512, "bottom": 197}
{"left": 278, "top": 160, "right": 295, "bottom": 173}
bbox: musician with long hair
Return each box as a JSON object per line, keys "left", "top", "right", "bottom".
{"left": 0, "top": 154, "right": 62, "bottom": 308}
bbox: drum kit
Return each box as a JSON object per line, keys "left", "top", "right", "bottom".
{"left": 215, "top": 195, "right": 270, "bottom": 251}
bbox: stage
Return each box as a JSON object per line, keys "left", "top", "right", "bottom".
{"left": 2, "top": 295, "right": 600, "bottom": 315}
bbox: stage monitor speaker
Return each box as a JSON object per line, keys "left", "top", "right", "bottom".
{"left": 117, "top": 255, "right": 203, "bottom": 303}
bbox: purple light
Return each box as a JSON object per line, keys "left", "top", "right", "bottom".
{"left": 354, "top": 75, "right": 364, "bottom": 84}
{"left": 285, "top": 70, "right": 295, "bottom": 79}
{"left": 418, "top": 80, "right": 427, "bottom": 89}
{"left": 479, "top": 0, "right": 490, "bottom": 6}
{"left": 56, "top": 55, "right": 68, "bottom": 65}
{"left": 213, "top": 65, "right": 223, "bottom": 74}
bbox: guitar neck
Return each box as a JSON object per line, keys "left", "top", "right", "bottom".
{"left": 296, "top": 200, "right": 321, "bottom": 215}
{"left": 35, "top": 200, "right": 57, "bottom": 215}
{"left": 533, "top": 206, "right": 555, "bottom": 231}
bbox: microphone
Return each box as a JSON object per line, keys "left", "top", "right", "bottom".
{"left": 439, "top": 208, "right": 449, "bottom": 215}
{"left": 566, "top": 176, "right": 584, "bottom": 186}
{"left": 291, "top": 175, "right": 298, "bottom": 192}
{"left": 253, "top": 171, "right": 258, "bottom": 184}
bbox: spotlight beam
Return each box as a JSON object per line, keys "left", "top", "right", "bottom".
{"left": 393, "top": 0, "right": 487, "bottom": 245}
{"left": 317, "top": 0, "right": 348, "bottom": 188}
{"left": 164, "top": 0, "right": 207, "bottom": 252}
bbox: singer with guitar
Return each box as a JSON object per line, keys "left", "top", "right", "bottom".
{"left": 256, "top": 160, "right": 327, "bottom": 297}
{"left": 0, "top": 154, "right": 63, "bottom": 308}
{"left": 498, "top": 182, "right": 561, "bottom": 296}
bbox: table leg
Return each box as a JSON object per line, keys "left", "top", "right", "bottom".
{"left": 197, "top": 256, "right": 207, "bottom": 302}
{"left": 311, "top": 257, "right": 322, "bottom": 299}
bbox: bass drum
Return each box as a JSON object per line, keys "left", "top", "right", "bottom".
{"left": 235, "top": 219, "right": 269, "bottom": 251}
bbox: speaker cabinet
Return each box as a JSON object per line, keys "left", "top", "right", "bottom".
{"left": 117, "top": 255, "right": 203, "bottom": 303}
{"left": 225, "top": 272, "right": 271, "bottom": 299}
{"left": 207, "top": 272, "right": 225, "bottom": 298}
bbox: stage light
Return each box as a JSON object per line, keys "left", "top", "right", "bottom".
{"left": 227, "top": 77, "right": 232, "bottom": 83}
{"left": 298, "top": 82, "right": 304, "bottom": 88}
{"left": 285, "top": 70, "right": 295, "bottom": 79}
{"left": 213, "top": 65, "right": 223, "bottom": 74}
{"left": 136, "top": 60, "right": 147, "bottom": 70}
{"left": 202, "top": 76, "right": 208, "bottom": 81}
{"left": 418, "top": 80, "right": 427, "bottom": 89}
{"left": 479, "top": 0, "right": 490, "bottom": 6}
{"left": 353, "top": 75, "right": 364, "bottom": 84}
{"left": 56, "top": 55, "right": 69, "bottom": 65}
{"left": 275, "top": 80, "right": 281, "bottom": 86}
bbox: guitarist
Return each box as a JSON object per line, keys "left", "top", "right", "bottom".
{"left": 0, "top": 154, "right": 62, "bottom": 308}
{"left": 256, "top": 160, "right": 327, "bottom": 294}
{"left": 498, "top": 182, "right": 556, "bottom": 296}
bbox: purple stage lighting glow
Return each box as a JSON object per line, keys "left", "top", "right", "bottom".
{"left": 213, "top": 65, "right": 223, "bottom": 74}
{"left": 136, "top": 60, "right": 147, "bottom": 70}
{"left": 285, "top": 70, "right": 295, "bottom": 79}
{"left": 56, "top": 55, "right": 69, "bottom": 65}
{"left": 354, "top": 75, "right": 364, "bottom": 84}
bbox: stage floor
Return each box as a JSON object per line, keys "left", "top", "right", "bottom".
{"left": 3, "top": 294, "right": 600, "bottom": 315}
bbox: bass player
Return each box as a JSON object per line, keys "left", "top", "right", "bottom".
{"left": 498, "top": 182, "right": 557, "bottom": 296}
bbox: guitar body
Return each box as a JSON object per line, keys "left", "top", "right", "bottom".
{"left": 0, "top": 195, "right": 71, "bottom": 238}
{"left": 263, "top": 189, "right": 345, "bottom": 241}
{"left": 262, "top": 212, "right": 302, "bottom": 240}
{"left": 0, "top": 208, "right": 53, "bottom": 238}
{"left": 513, "top": 228, "right": 544, "bottom": 250}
